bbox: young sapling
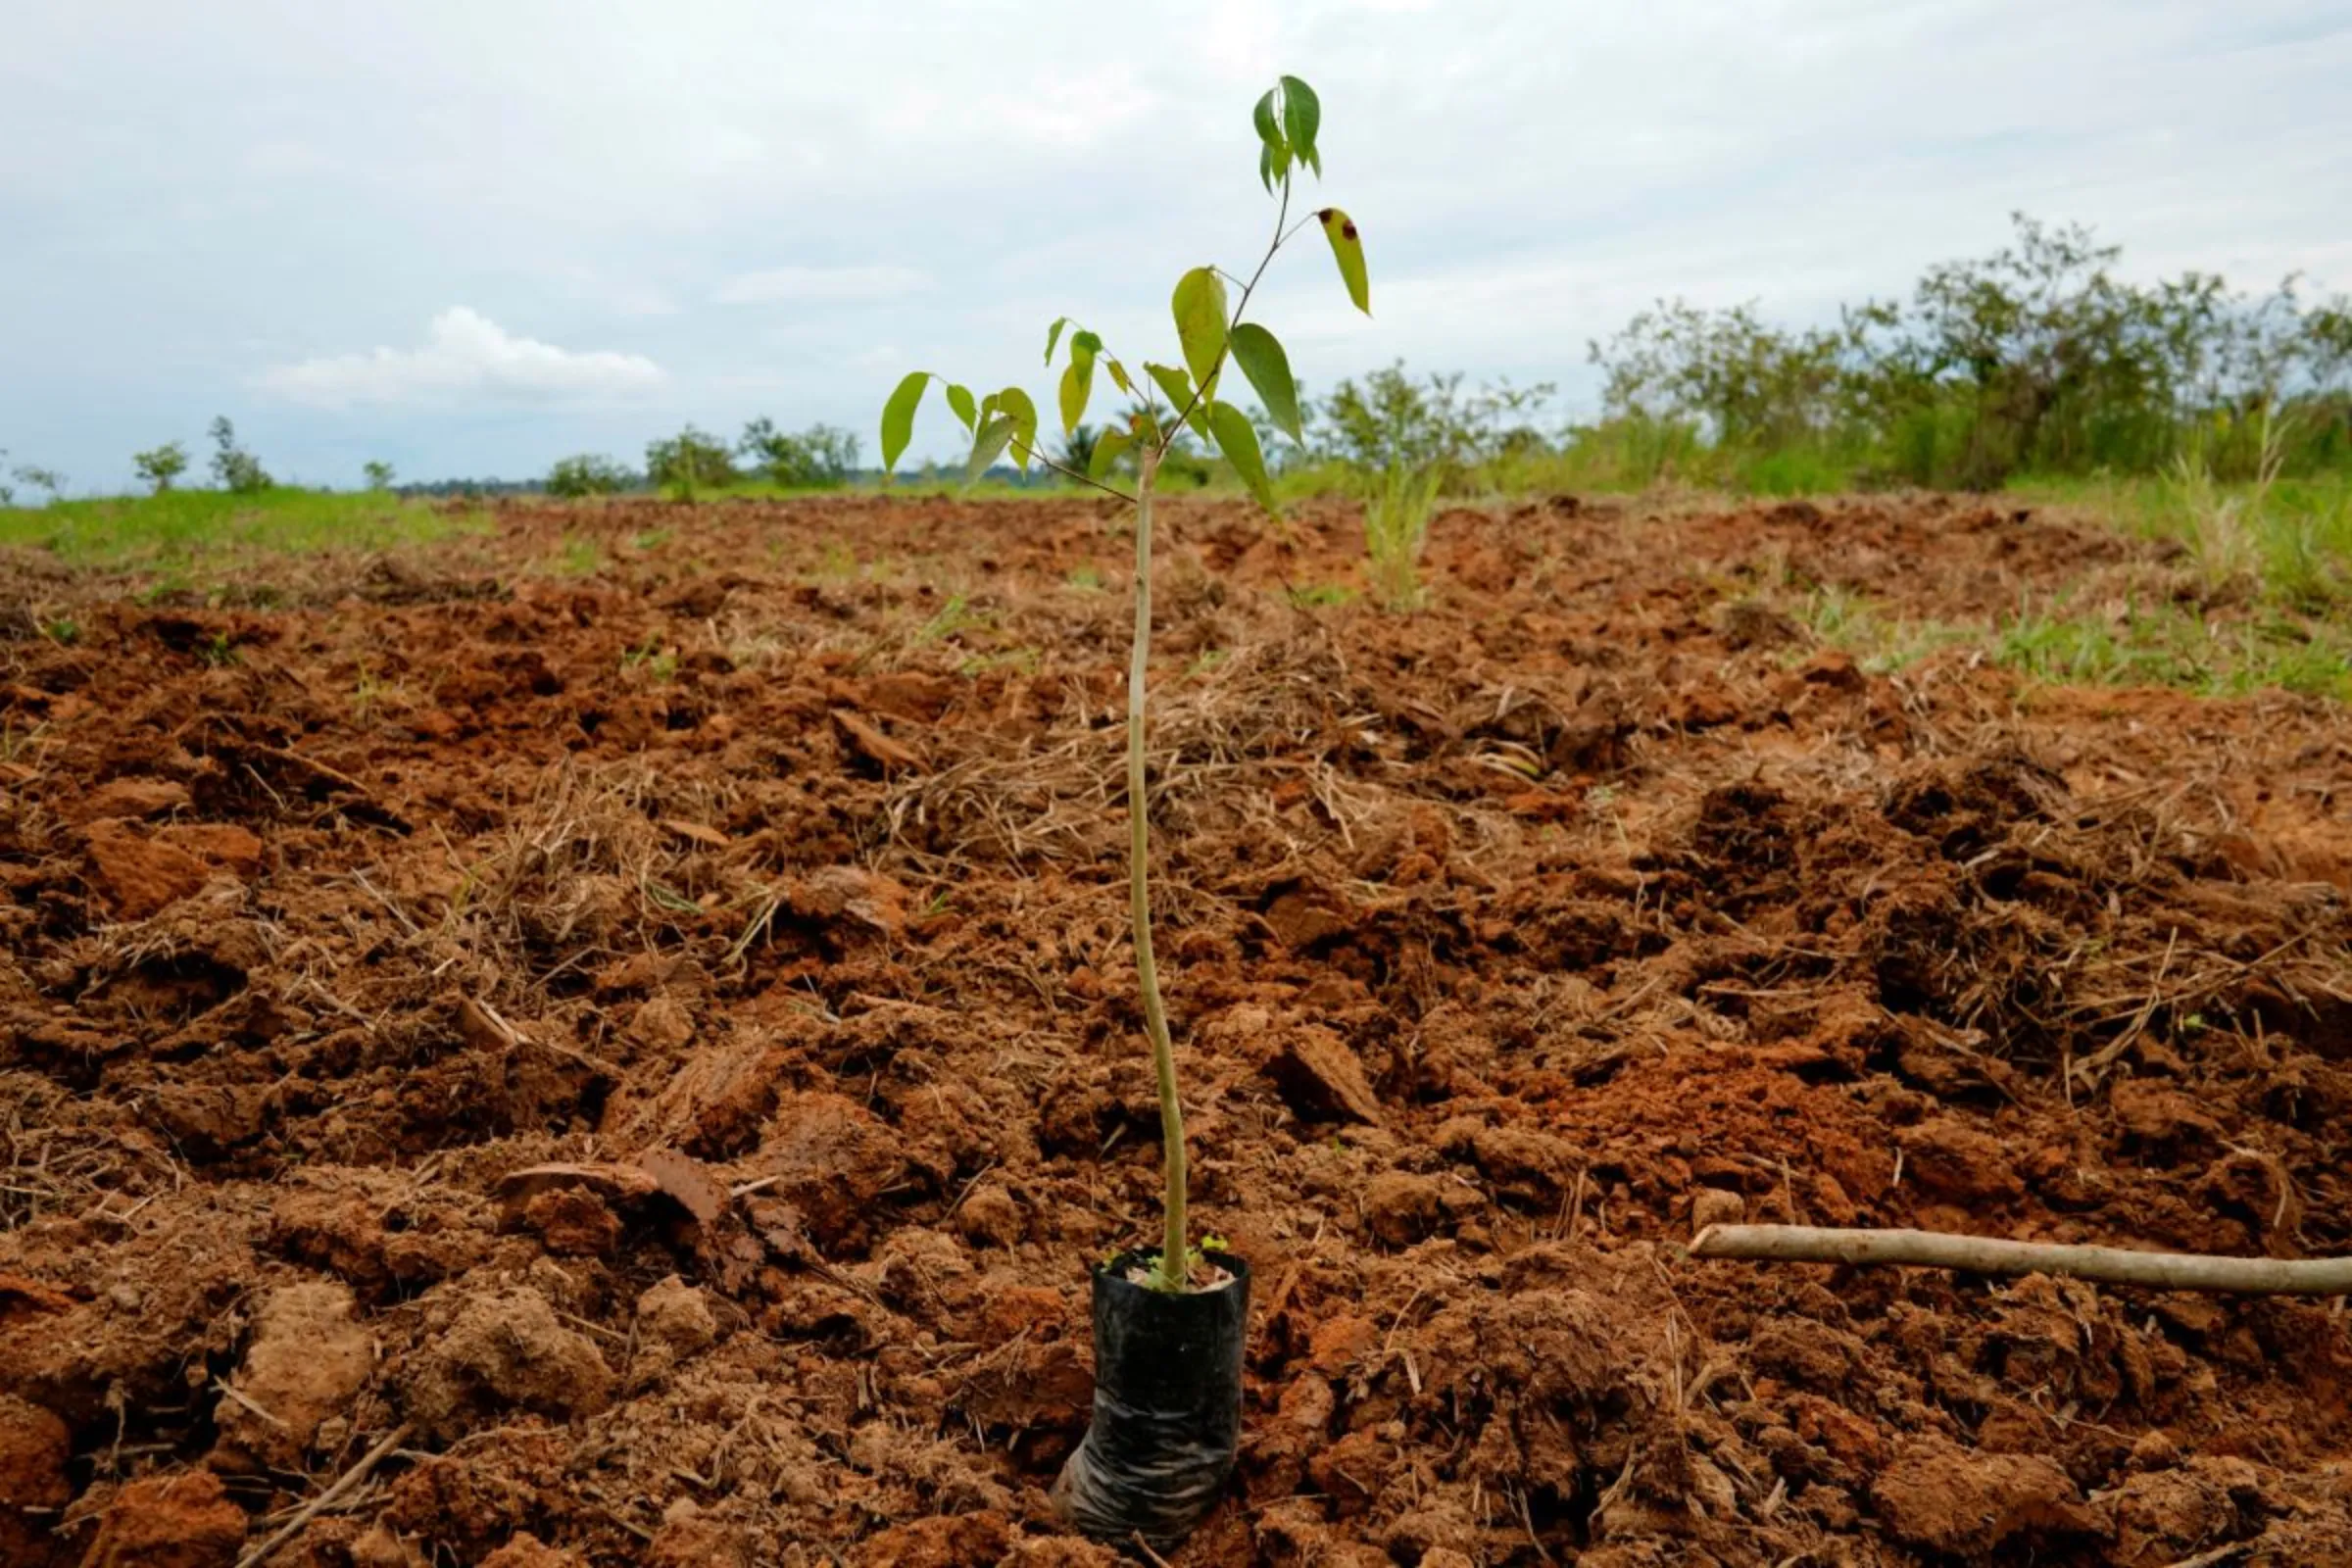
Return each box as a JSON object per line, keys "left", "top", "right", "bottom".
{"left": 880, "top": 74, "right": 1372, "bottom": 1545}
{"left": 883, "top": 74, "right": 1368, "bottom": 1292}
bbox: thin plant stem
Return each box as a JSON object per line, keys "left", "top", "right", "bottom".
{"left": 1127, "top": 449, "right": 1187, "bottom": 1291}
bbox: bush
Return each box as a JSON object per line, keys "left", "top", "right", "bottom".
{"left": 1588, "top": 213, "right": 2352, "bottom": 491}
{"left": 1309, "top": 362, "right": 1553, "bottom": 492}
{"left": 545, "top": 454, "right": 634, "bottom": 498}
{"left": 645, "top": 427, "right": 738, "bottom": 501}
{"left": 134, "top": 442, "right": 190, "bottom": 494}
{"left": 10, "top": 465, "right": 65, "bottom": 504}
{"left": 740, "top": 418, "right": 858, "bottom": 488}
{"left": 209, "top": 416, "right": 272, "bottom": 494}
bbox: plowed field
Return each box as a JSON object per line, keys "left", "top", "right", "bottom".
{"left": 3, "top": 492, "right": 2348, "bottom": 1567}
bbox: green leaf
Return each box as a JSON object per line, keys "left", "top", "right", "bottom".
{"left": 1044, "top": 318, "right": 1070, "bottom": 366}
{"left": 1144, "top": 361, "right": 1190, "bottom": 410}
{"left": 965, "top": 416, "right": 1016, "bottom": 484}
{"left": 1279, "top": 75, "right": 1321, "bottom": 176}
{"left": 945, "top": 382, "right": 977, "bottom": 433}
{"left": 1253, "top": 90, "right": 1287, "bottom": 193}
{"left": 1089, "top": 424, "right": 1133, "bottom": 482}
{"left": 996, "top": 387, "right": 1039, "bottom": 473}
{"left": 881, "top": 370, "right": 930, "bottom": 472}
{"left": 1208, "top": 401, "right": 1279, "bottom": 516}
{"left": 1318, "top": 208, "right": 1371, "bottom": 316}
{"left": 1229, "top": 323, "right": 1303, "bottom": 445}
{"left": 1170, "top": 267, "right": 1230, "bottom": 393}
{"left": 1059, "top": 336, "right": 1099, "bottom": 434}
{"left": 1145, "top": 363, "right": 1211, "bottom": 438}
{"left": 1252, "top": 89, "right": 1281, "bottom": 148}
{"left": 1105, "top": 358, "right": 1134, "bottom": 397}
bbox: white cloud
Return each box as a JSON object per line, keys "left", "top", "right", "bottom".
{"left": 712, "top": 265, "right": 932, "bottom": 306}
{"left": 256, "top": 308, "right": 667, "bottom": 409}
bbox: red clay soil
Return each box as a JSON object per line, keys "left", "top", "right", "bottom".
{"left": 2, "top": 491, "right": 2349, "bottom": 1567}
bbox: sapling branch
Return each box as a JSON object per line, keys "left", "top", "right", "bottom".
{"left": 1009, "top": 441, "right": 1139, "bottom": 505}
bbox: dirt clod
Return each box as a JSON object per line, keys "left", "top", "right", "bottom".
{"left": 477, "top": 1534, "right": 588, "bottom": 1568}
{"left": 76, "top": 1470, "right": 247, "bottom": 1568}
{"left": 1872, "top": 1438, "right": 2104, "bottom": 1556}
{"left": 1270, "top": 1025, "right": 1384, "bottom": 1124}
{"left": 404, "top": 1288, "right": 612, "bottom": 1439}
{"left": 80, "top": 819, "right": 212, "bottom": 919}
{"left": 213, "top": 1281, "right": 374, "bottom": 1471}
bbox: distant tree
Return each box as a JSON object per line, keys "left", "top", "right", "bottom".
{"left": 11, "top": 465, "right": 65, "bottom": 504}
{"left": 362, "top": 460, "right": 396, "bottom": 491}
{"left": 646, "top": 426, "right": 738, "bottom": 501}
{"left": 208, "top": 416, "right": 272, "bottom": 494}
{"left": 739, "top": 418, "right": 858, "bottom": 488}
{"left": 545, "top": 454, "right": 634, "bottom": 498}
{"left": 1059, "top": 422, "right": 1102, "bottom": 476}
{"left": 134, "top": 441, "right": 190, "bottom": 494}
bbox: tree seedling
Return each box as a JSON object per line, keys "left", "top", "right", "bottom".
{"left": 881, "top": 75, "right": 1371, "bottom": 1294}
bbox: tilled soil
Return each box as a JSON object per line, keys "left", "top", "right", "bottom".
{"left": 1, "top": 491, "right": 2348, "bottom": 1567}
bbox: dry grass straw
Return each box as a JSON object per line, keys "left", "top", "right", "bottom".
{"left": 1, "top": 1070, "right": 182, "bottom": 1229}
{"left": 444, "top": 759, "right": 747, "bottom": 990}
{"left": 880, "top": 628, "right": 1368, "bottom": 874}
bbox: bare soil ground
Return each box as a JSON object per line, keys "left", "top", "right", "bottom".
{"left": 2, "top": 491, "right": 2349, "bottom": 1568}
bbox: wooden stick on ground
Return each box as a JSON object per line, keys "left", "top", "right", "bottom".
{"left": 234, "top": 1421, "right": 414, "bottom": 1568}
{"left": 1689, "top": 1224, "right": 2352, "bottom": 1297}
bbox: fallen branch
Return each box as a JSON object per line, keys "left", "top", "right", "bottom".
{"left": 234, "top": 1421, "right": 414, "bottom": 1568}
{"left": 1689, "top": 1224, "right": 2352, "bottom": 1297}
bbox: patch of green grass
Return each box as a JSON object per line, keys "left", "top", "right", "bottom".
{"left": 1990, "top": 597, "right": 2350, "bottom": 699}
{"left": 1064, "top": 564, "right": 1104, "bottom": 592}
{"left": 1285, "top": 581, "right": 1354, "bottom": 609}
{"left": 621, "top": 638, "right": 678, "bottom": 682}
{"left": 1772, "top": 586, "right": 1975, "bottom": 674}
{"left": 1785, "top": 577, "right": 2351, "bottom": 700}
{"left": 957, "top": 647, "right": 1042, "bottom": 678}
{"left": 2009, "top": 469, "right": 2352, "bottom": 612}
{"left": 0, "top": 488, "right": 489, "bottom": 576}
{"left": 912, "top": 595, "right": 985, "bottom": 645}
{"left": 552, "top": 535, "right": 603, "bottom": 576}
{"left": 1362, "top": 465, "right": 1444, "bottom": 610}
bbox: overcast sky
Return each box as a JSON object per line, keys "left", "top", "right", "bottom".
{"left": 5, "top": 1, "right": 2348, "bottom": 492}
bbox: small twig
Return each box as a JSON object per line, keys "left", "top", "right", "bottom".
{"left": 1690, "top": 1224, "right": 2352, "bottom": 1296}
{"left": 234, "top": 1421, "right": 413, "bottom": 1568}
{"left": 1514, "top": 1483, "right": 1558, "bottom": 1567}
{"left": 1008, "top": 442, "right": 1138, "bottom": 505}
{"left": 212, "top": 1380, "right": 291, "bottom": 1431}
{"left": 2160, "top": 1543, "right": 2251, "bottom": 1568}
